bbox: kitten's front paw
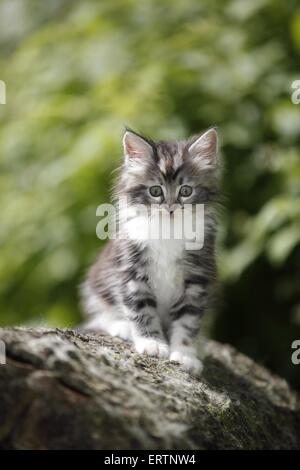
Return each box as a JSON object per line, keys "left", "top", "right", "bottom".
{"left": 170, "top": 351, "right": 203, "bottom": 376}
{"left": 109, "top": 321, "right": 132, "bottom": 341}
{"left": 134, "top": 338, "right": 169, "bottom": 359}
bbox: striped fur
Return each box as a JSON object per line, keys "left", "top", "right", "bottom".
{"left": 80, "top": 128, "right": 220, "bottom": 375}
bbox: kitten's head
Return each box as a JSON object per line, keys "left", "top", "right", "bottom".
{"left": 116, "top": 128, "right": 219, "bottom": 212}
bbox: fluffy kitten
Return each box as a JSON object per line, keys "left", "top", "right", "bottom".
{"left": 81, "top": 128, "right": 219, "bottom": 375}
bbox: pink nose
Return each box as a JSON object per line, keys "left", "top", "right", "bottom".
{"left": 160, "top": 203, "right": 179, "bottom": 214}
{"left": 168, "top": 203, "right": 180, "bottom": 214}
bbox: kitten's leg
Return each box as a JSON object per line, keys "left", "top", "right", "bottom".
{"left": 81, "top": 283, "right": 132, "bottom": 341}
{"left": 169, "top": 284, "right": 208, "bottom": 375}
{"left": 169, "top": 313, "right": 203, "bottom": 375}
{"left": 123, "top": 282, "right": 169, "bottom": 358}
{"left": 120, "top": 241, "right": 169, "bottom": 358}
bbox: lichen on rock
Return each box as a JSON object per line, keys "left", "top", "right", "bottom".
{"left": 0, "top": 327, "right": 299, "bottom": 449}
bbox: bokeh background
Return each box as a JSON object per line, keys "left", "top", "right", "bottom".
{"left": 0, "top": 0, "right": 300, "bottom": 388}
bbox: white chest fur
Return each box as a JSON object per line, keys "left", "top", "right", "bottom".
{"left": 124, "top": 210, "right": 188, "bottom": 318}
{"left": 147, "top": 238, "right": 185, "bottom": 317}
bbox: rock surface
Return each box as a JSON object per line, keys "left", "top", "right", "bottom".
{"left": 0, "top": 327, "right": 299, "bottom": 449}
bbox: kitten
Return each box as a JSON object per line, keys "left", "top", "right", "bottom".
{"left": 80, "top": 128, "right": 219, "bottom": 375}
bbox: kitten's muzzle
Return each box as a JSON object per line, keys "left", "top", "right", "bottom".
{"left": 160, "top": 203, "right": 181, "bottom": 215}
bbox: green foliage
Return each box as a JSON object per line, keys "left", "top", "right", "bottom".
{"left": 0, "top": 0, "right": 300, "bottom": 386}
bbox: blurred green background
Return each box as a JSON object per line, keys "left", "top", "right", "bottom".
{"left": 0, "top": 0, "right": 300, "bottom": 388}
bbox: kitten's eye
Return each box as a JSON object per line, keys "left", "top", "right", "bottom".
{"left": 149, "top": 186, "right": 163, "bottom": 197}
{"left": 179, "top": 185, "right": 193, "bottom": 197}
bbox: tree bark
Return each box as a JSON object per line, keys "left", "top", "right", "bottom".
{"left": 0, "top": 327, "right": 299, "bottom": 450}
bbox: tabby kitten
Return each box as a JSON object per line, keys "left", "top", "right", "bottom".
{"left": 81, "top": 128, "right": 219, "bottom": 375}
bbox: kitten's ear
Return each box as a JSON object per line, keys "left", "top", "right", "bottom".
{"left": 123, "top": 131, "right": 153, "bottom": 159}
{"left": 188, "top": 128, "right": 218, "bottom": 168}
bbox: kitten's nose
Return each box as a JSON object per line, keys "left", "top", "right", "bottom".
{"left": 160, "top": 203, "right": 179, "bottom": 215}
{"left": 167, "top": 204, "right": 179, "bottom": 215}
